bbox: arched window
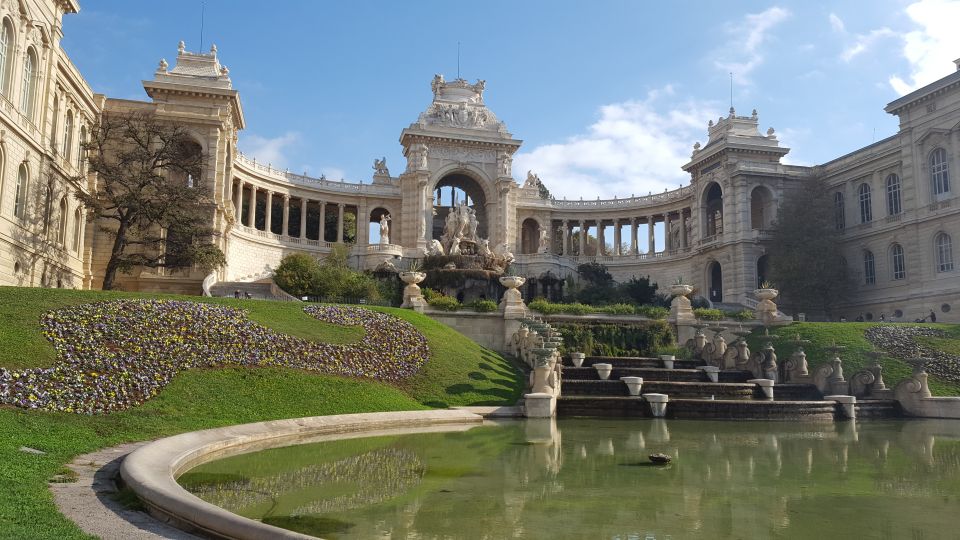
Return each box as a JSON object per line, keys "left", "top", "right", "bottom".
{"left": 890, "top": 243, "right": 906, "bottom": 280}
{"left": 72, "top": 207, "right": 82, "bottom": 253}
{"left": 931, "top": 148, "right": 950, "bottom": 196}
{"left": 885, "top": 174, "right": 901, "bottom": 215}
{"left": 50, "top": 96, "right": 59, "bottom": 152}
{"left": 13, "top": 163, "right": 27, "bottom": 218}
{"left": 63, "top": 110, "right": 73, "bottom": 162}
{"left": 833, "top": 191, "right": 845, "bottom": 230}
{"left": 936, "top": 233, "right": 954, "bottom": 273}
{"left": 863, "top": 250, "right": 875, "bottom": 285}
{"left": 77, "top": 124, "right": 86, "bottom": 169}
{"left": 57, "top": 197, "right": 67, "bottom": 245}
{"left": 20, "top": 47, "right": 36, "bottom": 118}
{"left": 0, "top": 19, "right": 13, "bottom": 95}
{"left": 858, "top": 183, "right": 872, "bottom": 223}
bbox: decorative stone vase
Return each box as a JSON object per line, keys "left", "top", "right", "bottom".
{"left": 669, "top": 283, "right": 694, "bottom": 298}
{"left": 400, "top": 271, "right": 427, "bottom": 311}
{"left": 660, "top": 355, "right": 675, "bottom": 369}
{"left": 570, "top": 352, "right": 585, "bottom": 368}
{"left": 594, "top": 363, "right": 613, "bottom": 380}
{"left": 698, "top": 366, "right": 720, "bottom": 383}
{"left": 499, "top": 276, "right": 527, "bottom": 318}
{"left": 643, "top": 393, "right": 670, "bottom": 417}
{"left": 621, "top": 376, "right": 644, "bottom": 396}
{"left": 753, "top": 288, "right": 780, "bottom": 325}
{"left": 669, "top": 283, "right": 695, "bottom": 323}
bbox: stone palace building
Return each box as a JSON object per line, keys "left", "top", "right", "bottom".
{"left": 0, "top": 1, "right": 958, "bottom": 322}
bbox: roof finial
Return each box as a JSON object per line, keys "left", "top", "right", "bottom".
{"left": 178, "top": 40, "right": 185, "bottom": 54}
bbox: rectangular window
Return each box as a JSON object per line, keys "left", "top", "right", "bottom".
{"left": 834, "top": 192, "right": 845, "bottom": 230}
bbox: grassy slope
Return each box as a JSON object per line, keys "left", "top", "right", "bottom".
{"left": 0, "top": 286, "right": 523, "bottom": 539}
{"left": 747, "top": 322, "right": 960, "bottom": 396}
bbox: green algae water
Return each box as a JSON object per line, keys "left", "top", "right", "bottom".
{"left": 179, "top": 419, "right": 960, "bottom": 539}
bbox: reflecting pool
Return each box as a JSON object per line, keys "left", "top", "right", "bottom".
{"left": 180, "top": 419, "right": 960, "bottom": 539}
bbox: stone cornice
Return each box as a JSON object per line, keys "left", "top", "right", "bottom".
{"left": 885, "top": 69, "right": 960, "bottom": 116}
{"left": 400, "top": 128, "right": 521, "bottom": 151}
{"left": 142, "top": 80, "right": 245, "bottom": 129}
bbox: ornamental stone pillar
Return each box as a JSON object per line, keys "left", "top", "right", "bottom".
{"left": 318, "top": 201, "right": 326, "bottom": 242}
{"left": 337, "top": 203, "right": 345, "bottom": 243}
{"left": 235, "top": 181, "right": 244, "bottom": 221}
{"left": 680, "top": 211, "right": 688, "bottom": 249}
{"left": 579, "top": 220, "right": 586, "bottom": 255}
{"left": 246, "top": 186, "right": 257, "bottom": 227}
{"left": 299, "top": 198, "right": 308, "bottom": 239}
{"left": 281, "top": 195, "right": 290, "bottom": 236}
{"left": 648, "top": 216, "right": 655, "bottom": 254}
{"left": 561, "top": 220, "right": 569, "bottom": 256}
{"left": 264, "top": 191, "right": 273, "bottom": 233}
{"left": 665, "top": 212, "right": 672, "bottom": 252}
{"left": 630, "top": 217, "right": 638, "bottom": 255}
{"left": 597, "top": 220, "right": 606, "bottom": 255}
{"left": 613, "top": 219, "right": 621, "bottom": 256}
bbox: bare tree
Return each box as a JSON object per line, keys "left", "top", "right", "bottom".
{"left": 75, "top": 112, "right": 225, "bottom": 290}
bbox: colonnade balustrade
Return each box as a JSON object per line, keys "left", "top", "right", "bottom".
{"left": 232, "top": 180, "right": 353, "bottom": 246}
{"left": 548, "top": 208, "right": 693, "bottom": 259}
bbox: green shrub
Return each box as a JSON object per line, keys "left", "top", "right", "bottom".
{"left": 727, "top": 309, "right": 755, "bottom": 321}
{"left": 598, "top": 303, "right": 637, "bottom": 315}
{"left": 655, "top": 344, "right": 691, "bottom": 360}
{"left": 529, "top": 298, "right": 563, "bottom": 315}
{"left": 273, "top": 253, "right": 321, "bottom": 297}
{"left": 428, "top": 295, "right": 461, "bottom": 311}
{"left": 636, "top": 305, "right": 670, "bottom": 319}
{"left": 693, "top": 308, "right": 724, "bottom": 321}
{"left": 421, "top": 288, "right": 441, "bottom": 302}
{"left": 467, "top": 299, "right": 498, "bottom": 313}
{"left": 552, "top": 321, "right": 674, "bottom": 357}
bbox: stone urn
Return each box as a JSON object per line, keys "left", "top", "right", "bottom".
{"left": 669, "top": 283, "right": 695, "bottom": 323}
{"left": 753, "top": 288, "right": 779, "bottom": 325}
{"left": 669, "top": 283, "right": 694, "bottom": 298}
{"left": 594, "top": 363, "right": 613, "bottom": 380}
{"left": 621, "top": 376, "right": 644, "bottom": 396}
{"left": 570, "top": 352, "right": 586, "bottom": 368}
{"left": 660, "top": 354, "right": 675, "bottom": 369}
{"left": 499, "top": 276, "right": 527, "bottom": 317}
{"left": 400, "top": 271, "right": 427, "bottom": 311}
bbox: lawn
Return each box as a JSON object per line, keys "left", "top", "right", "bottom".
{"left": 0, "top": 286, "right": 524, "bottom": 539}
{"left": 746, "top": 321, "right": 960, "bottom": 396}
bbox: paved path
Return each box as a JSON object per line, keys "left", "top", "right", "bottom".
{"left": 50, "top": 442, "right": 198, "bottom": 540}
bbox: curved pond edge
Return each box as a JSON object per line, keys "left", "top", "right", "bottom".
{"left": 120, "top": 409, "right": 484, "bottom": 540}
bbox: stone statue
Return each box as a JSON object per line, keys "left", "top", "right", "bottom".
{"left": 449, "top": 235, "right": 462, "bottom": 256}
{"left": 538, "top": 228, "right": 549, "bottom": 253}
{"left": 497, "top": 152, "right": 512, "bottom": 178}
{"left": 493, "top": 242, "right": 515, "bottom": 266}
{"left": 431, "top": 74, "right": 445, "bottom": 95}
{"left": 467, "top": 209, "right": 479, "bottom": 241}
{"left": 477, "top": 238, "right": 492, "bottom": 257}
{"left": 379, "top": 214, "right": 391, "bottom": 245}
{"left": 426, "top": 239, "right": 445, "bottom": 256}
{"left": 373, "top": 157, "right": 389, "bottom": 176}
{"left": 524, "top": 170, "right": 540, "bottom": 188}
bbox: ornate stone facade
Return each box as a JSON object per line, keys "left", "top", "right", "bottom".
{"left": 0, "top": 3, "right": 957, "bottom": 321}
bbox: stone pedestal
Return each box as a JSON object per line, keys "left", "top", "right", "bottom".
{"left": 499, "top": 276, "right": 527, "bottom": 318}
{"left": 621, "top": 376, "right": 644, "bottom": 396}
{"left": 525, "top": 393, "right": 556, "bottom": 418}
{"left": 748, "top": 378, "right": 775, "bottom": 400}
{"left": 699, "top": 366, "right": 720, "bottom": 383}
{"left": 400, "top": 271, "right": 427, "bottom": 312}
{"left": 826, "top": 395, "right": 857, "bottom": 420}
{"left": 643, "top": 393, "right": 669, "bottom": 417}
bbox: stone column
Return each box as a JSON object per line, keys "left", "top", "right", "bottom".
{"left": 680, "top": 211, "right": 688, "bottom": 249}
{"left": 561, "top": 220, "right": 569, "bottom": 256}
{"left": 630, "top": 217, "right": 638, "bottom": 255}
{"left": 264, "top": 191, "right": 273, "bottom": 233}
{"left": 337, "top": 203, "right": 345, "bottom": 243}
{"left": 648, "top": 216, "right": 655, "bottom": 254}
{"left": 235, "top": 181, "right": 244, "bottom": 221}
{"left": 318, "top": 201, "right": 326, "bottom": 242}
{"left": 246, "top": 186, "right": 257, "bottom": 228}
{"left": 281, "top": 195, "right": 290, "bottom": 236}
{"left": 613, "top": 219, "right": 621, "bottom": 256}
{"left": 299, "top": 198, "right": 308, "bottom": 239}
{"left": 665, "top": 212, "right": 672, "bottom": 252}
{"left": 578, "top": 220, "right": 586, "bottom": 255}
{"left": 597, "top": 220, "right": 606, "bottom": 255}
{"left": 358, "top": 202, "right": 368, "bottom": 245}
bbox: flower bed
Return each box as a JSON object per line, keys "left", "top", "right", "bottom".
{"left": 0, "top": 300, "right": 429, "bottom": 414}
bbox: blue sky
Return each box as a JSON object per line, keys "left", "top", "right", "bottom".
{"left": 62, "top": 0, "right": 960, "bottom": 199}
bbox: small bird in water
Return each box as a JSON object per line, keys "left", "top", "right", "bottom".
{"left": 649, "top": 453, "right": 672, "bottom": 464}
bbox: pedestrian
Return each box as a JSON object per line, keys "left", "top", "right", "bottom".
{"left": 879, "top": 313, "right": 885, "bottom": 322}
{"left": 930, "top": 310, "right": 937, "bottom": 323}
{"left": 244, "top": 291, "right": 252, "bottom": 299}
{"left": 234, "top": 289, "right": 240, "bottom": 299}
{"left": 855, "top": 313, "right": 864, "bottom": 322}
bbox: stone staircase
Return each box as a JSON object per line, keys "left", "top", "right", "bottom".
{"left": 556, "top": 355, "right": 900, "bottom": 421}
{"left": 208, "top": 279, "right": 300, "bottom": 301}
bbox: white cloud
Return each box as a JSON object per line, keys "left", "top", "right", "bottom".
{"left": 841, "top": 27, "right": 897, "bottom": 62}
{"left": 512, "top": 87, "right": 720, "bottom": 201}
{"left": 829, "top": 13, "right": 845, "bottom": 33}
{"left": 889, "top": 0, "right": 960, "bottom": 95}
{"left": 713, "top": 7, "right": 792, "bottom": 84}
{"left": 238, "top": 131, "right": 299, "bottom": 168}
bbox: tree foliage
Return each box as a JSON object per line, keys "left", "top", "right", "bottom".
{"left": 767, "top": 178, "right": 853, "bottom": 316}
{"left": 76, "top": 112, "right": 225, "bottom": 289}
{"left": 273, "top": 246, "right": 382, "bottom": 301}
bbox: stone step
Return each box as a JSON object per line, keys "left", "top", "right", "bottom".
{"left": 562, "top": 380, "right": 758, "bottom": 399}
{"left": 774, "top": 383, "right": 823, "bottom": 401}
{"left": 562, "top": 366, "right": 754, "bottom": 383}
{"left": 854, "top": 399, "right": 902, "bottom": 419}
{"left": 556, "top": 396, "right": 838, "bottom": 420}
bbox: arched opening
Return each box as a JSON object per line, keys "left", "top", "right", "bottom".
{"left": 708, "top": 261, "right": 723, "bottom": 303}
{"left": 756, "top": 255, "right": 769, "bottom": 289}
{"left": 20, "top": 47, "right": 36, "bottom": 118}
{"left": 73, "top": 208, "right": 82, "bottom": 252}
{"left": 0, "top": 18, "right": 13, "bottom": 95}
{"left": 520, "top": 218, "right": 540, "bottom": 254}
{"left": 750, "top": 186, "right": 774, "bottom": 230}
{"left": 432, "top": 172, "right": 488, "bottom": 249}
{"left": 63, "top": 110, "right": 74, "bottom": 162}
{"left": 57, "top": 197, "right": 67, "bottom": 245}
{"left": 703, "top": 182, "right": 723, "bottom": 237}
{"left": 14, "top": 163, "right": 28, "bottom": 218}
{"left": 171, "top": 139, "right": 203, "bottom": 188}
{"left": 369, "top": 207, "right": 391, "bottom": 245}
